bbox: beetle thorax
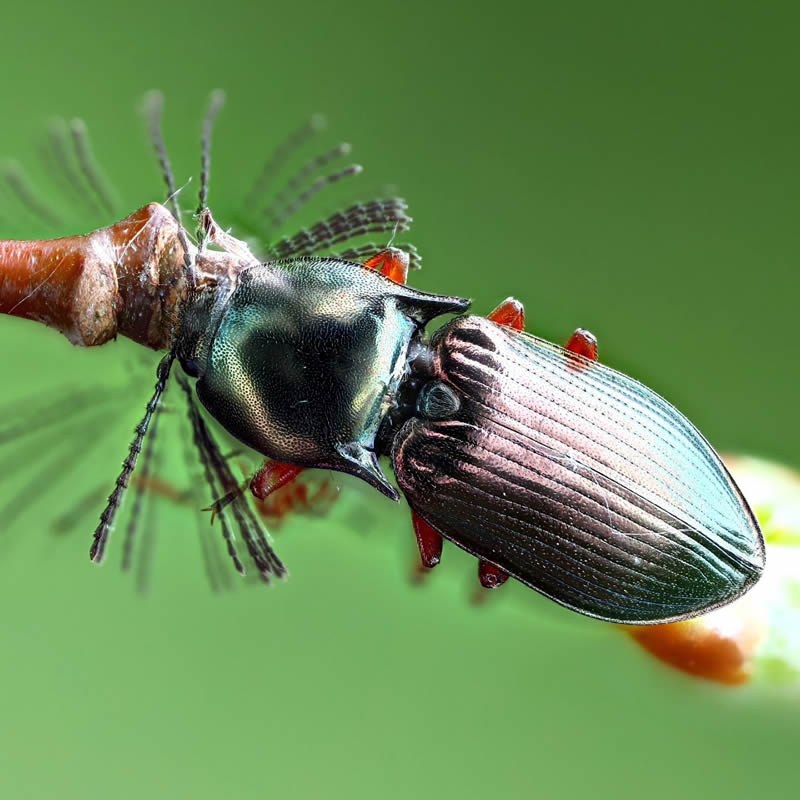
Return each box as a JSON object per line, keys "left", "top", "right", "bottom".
{"left": 176, "top": 256, "right": 469, "bottom": 497}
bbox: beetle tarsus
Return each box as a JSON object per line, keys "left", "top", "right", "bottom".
{"left": 255, "top": 473, "right": 340, "bottom": 525}
{"left": 478, "top": 560, "right": 509, "bottom": 589}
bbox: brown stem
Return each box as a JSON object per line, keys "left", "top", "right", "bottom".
{"left": 0, "top": 203, "right": 189, "bottom": 348}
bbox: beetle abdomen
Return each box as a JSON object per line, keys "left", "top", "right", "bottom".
{"left": 392, "top": 315, "right": 765, "bottom": 624}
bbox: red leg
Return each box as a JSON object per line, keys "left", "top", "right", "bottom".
{"left": 251, "top": 455, "right": 342, "bottom": 524}
{"left": 478, "top": 560, "right": 509, "bottom": 589}
{"left": 487, "top": 297, "right": 525, "bottom": 330}
{"left": 250, "top": 460, "right": 306, "bottom": 502}
{"left": 411, "top": 511, "right": 443, "bottom": 569}
{"left": 565, "top": 328, "right": 598, "bottom": 362}
{"left": 363, "top": 247, "right": 410, "bottom": 285}
{"left": 257, "top": 474, "right": 340, "bottom": 526}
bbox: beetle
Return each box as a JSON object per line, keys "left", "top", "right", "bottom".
{"left": 0, "top": 93, "right": 764, "bottom": 622}
{"left": 168, "top": 244, "right": 764, "bottom": 624}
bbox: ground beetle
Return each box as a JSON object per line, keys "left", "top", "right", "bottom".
{"left": 171, "top": 245, "right": 765, "bottom": 624}
{"left": 0, "top": 94, "right": 764, "bottom": 623}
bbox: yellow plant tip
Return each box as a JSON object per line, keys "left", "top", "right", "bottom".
{"left": 724, "top": 455, "right": 800, "bottom": 546}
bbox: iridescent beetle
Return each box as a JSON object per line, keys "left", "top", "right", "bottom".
{"left": 0, "top": 93, "right": 764, "bottom": 623}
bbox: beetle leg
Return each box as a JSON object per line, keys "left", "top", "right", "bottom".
{"left": 250, "top": 460, "right": 306, "bottom": 502}
{"left": 478, "top": 560, "right": 509, "bottom": 589}
{"left": 250, "top": 460, "right": 341, "bottom": 525}
{"left": 487, "top": 297, "right": 525, "bottom": 330}
{"left": 411, "top": 510, "right": 443, "bottom": 569}
{"left": 565, "top": 328, "right": 598, "bottom": 362}
{"left": 258, "top": 474, "right": 340, "bottom": 526}
{"left": 363, "top": 247, "right": 410, "bottom": 284}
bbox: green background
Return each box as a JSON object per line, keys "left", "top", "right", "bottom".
{"left": 1, "top": 2, "right": 798, "bottom": 798}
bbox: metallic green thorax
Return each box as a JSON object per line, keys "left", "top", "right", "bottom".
{"left": 177, "top": 257, "right": 469, "bottom": 498}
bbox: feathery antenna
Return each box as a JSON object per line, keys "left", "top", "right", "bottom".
{"left": 176, "top": 372, "right": 244, "bottom": 575}
{"left": 70, "top": 119, "right": 118, "bottom": 216}
{"left": 265, "top": 163, "right": 363, "bottom": 232}
{"left": 40, "top": 122, "right": 102, "bottom": 217}
{"left": 245, "top": 114, "right": 326, "bottom": 210}
{"left": 177, "top": 394, "right": 230, "bottom": 591}
{"left": 0, "top": 408, "right": 117, "bottom": 530}
{"left": 0, "top": 385, "right": 124, "bottom": 447}
{"left": 176, "top": 373, "right": 286, "bottom": 582}
{"left": 145, "top": 91, "right": 182, "bottom": 222}
{"left": 143, "top": 91, "right": 194, "bottom": 282}
{"left": 133, "top": 430, "right": 165, "bottom": 594}
{"left": 261, "top": 142, "right": 351, "bottom": 219}
{"left": 268, "top": 199, "right": 412, "bottom": 260}
{"left": 195, "top": 89, "right": 226, "bottom": 249}
{"left": 1, "top": 161, "right": 62, "bottom": 228}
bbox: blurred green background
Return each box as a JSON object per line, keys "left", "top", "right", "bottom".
{"left": 1, "top": 1, "right": 798, "bottom": 798}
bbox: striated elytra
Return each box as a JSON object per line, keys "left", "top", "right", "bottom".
{"left": 392, "top": 315, "right": 765, "bottom": 624}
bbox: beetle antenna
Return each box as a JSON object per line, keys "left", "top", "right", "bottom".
{"left": 134, "top": 434, "right": 165, "bottom": 594}
{"left": 188, "top": 379, "right": 283, "bottom": 580}
{"left": 0, "top": 384, "right": 126, "bottom": 447}
{"left": 244, "top": 114, "right": 326, "bottom": 210}
{"left": 269, "top": 198, "right": 411, "bottom": 259}
{"left": 69, "top": 118, "right": 118, "bottom": 216}
{"left": 145, "top": 91, "right": 181, "bottom": 222}
{"left": 196, "top": 507, "right": 226, "bottom": 591}
{"left": 38, "top": 121, "right": 103, "bottom": 218}
{"left": 176, "top": 372, "right": 245, "bottom": 575}
{"left": 195, "top": 89, "right": 226, "bottom": 250}
{"left": 0, "top": 406, "right": 118, "bottom": 530}
{"left": 90, "top": 353, "right": 175, "bottom": 564}
{"left": 1, "top": 445, "right": 84, "bottom": 529}
{"left": 265, "top": 163, "right": 363, "bottom": 233}
{"left": 1, "top": 161, "right": 62, "bottom": 228}
{"left": 51, "top": 486, "right": 108, "bottom": 535}
{"left": 176, "top": 396, "right": 229, "bottom": 591}
{"left": 261, "top": 142, "right": 351, "bottom": 219}
{"left": 143, "top": 91, "right": 194, "bottom": 281}
{"left": 176, "top": 373, "right": 287, "bottom": 582}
